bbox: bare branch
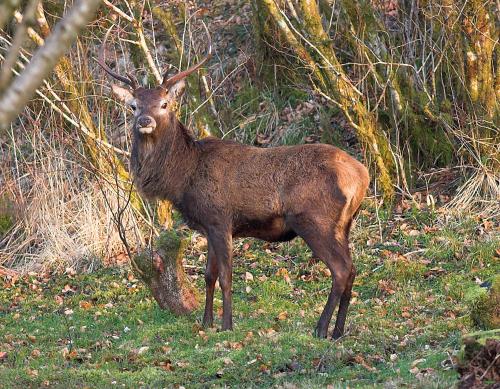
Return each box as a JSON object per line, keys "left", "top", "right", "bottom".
{"left": 0, "top": 0, "right": 102, "bottom": 128}
{"left": 0, "top": 0, "right": 21, "bottom": 31}
{"left": 0, "top": 0, "right": 39, "bottom": 93}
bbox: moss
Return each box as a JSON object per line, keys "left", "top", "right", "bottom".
{"left": 403, "top": 103, "right": 454, "bottom": 167}
{"left": 0, "top": 195, "right": 14, "bottom": 236}
{"left": 385, "top": 259, "right": 427, "bottom": 284}
{"left": 233, "top": 82, "right": 260, "bottom": 112}
{"left": 320, "top": 123, "right": 344, "bottom": 147}
{"left": 155, "top": 229, "right": 186, "bottom": 258}
{"left": 134, "top": 230, "right": 185, "bottom": 283}
{"left": 0, "top": 214, "right": 13, "bottom": 236}
{"left": 443, "top": 274, "right": 471, "bottom": 300}
{"left": 132, "top": 230, "right": 199, "bottom": 315}
{"left": 466, "top": 275, "right": 500, "bottom": 330}
{"left": 279, "top": 86, "right": 309, "bottom": 108}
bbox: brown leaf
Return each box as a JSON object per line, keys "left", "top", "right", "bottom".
{"left": 27, "top": 368, "right": 38, "bottom": 377}
{"left": 62, "top": 284, "right": 75, "bottom": 294}
{"left": 482, "top": 220, "right": 493, "bottom": 231}
{"left": 353, "top": 354, "right": 375, "bottom": 371}
{"left": 157, "top": 359, "right": 174, "bottom": 371}
{"left": 229, "top": 341, "right": 243, "bottom": 350}
{"left": 79, "top": 301, "right": 92, "bottom": 310}
{"left": 378, "top": 279, "right": 396, "bottom": 294}
{"left": 276, "top": 268, "right": 291, "bottom": 284}
{"left": 243, "top": 331, "right": 254, "bottom": 344}
{"left": 198, "top": 331, "right": 208, "bottom": 342}
{"left": 0, "top": 351, "right": 7, "bottom": 360}
{"left": 259, "top": 363, "right": 270, "bottom": 373}
{"left": 411, "top": 358, "right": 426, "bottom": 368}
{"left": 276, "top": 311, "right": 288, "bottom": 321}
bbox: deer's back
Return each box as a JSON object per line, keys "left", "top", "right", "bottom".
{"left": 180, "top": 138, "right": 369, "bottom": 239}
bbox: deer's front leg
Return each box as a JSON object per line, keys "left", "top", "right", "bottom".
{"left": 202, "top": 245, "right": 218, "bottom": 328}
{"left": 208, "top": 228, "right": 233, "bottom": 331}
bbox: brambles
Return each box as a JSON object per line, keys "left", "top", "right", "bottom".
{"left": 457, "top": 331, "right": 500, "bottom": 388}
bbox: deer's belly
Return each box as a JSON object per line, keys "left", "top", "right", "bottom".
{"left": 233, "top": 216, "right": 297, "bottom": 242}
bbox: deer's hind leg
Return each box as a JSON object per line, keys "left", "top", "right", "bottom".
{"left": 290, "top": 215, "right": 352, "bottom": 339}
{"left": 332, "top": 208, "right": 361, "bottom": 339}
{"left": 202, "top": 245, "right": 219, "bottom": 328}
{"left": 207, "top": 227, "right": 234, "bottom": 331}
{"left": 331, "top": 263, "right": 355, "bottom": 339}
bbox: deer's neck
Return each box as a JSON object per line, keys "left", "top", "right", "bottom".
{"left": 131, "top": 115, "right": 199, "bottom": 204}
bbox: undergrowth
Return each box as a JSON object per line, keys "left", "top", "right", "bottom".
{"left": 0, "top": 208, "right": 498, "bottom": 388}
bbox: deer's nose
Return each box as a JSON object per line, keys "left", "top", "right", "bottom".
{"left": 137, "top": 116, "right": 154, "bottom": 128}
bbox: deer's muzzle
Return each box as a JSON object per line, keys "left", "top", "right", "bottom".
{"left": 137, "top": 115, "right": 156, "bottom": 134}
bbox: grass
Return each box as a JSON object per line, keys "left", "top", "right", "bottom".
{"left": 0, "top": 207, "right": 498, "bottom": 388}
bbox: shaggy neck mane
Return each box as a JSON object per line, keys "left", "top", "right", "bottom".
{"left": 131, "top": 113, "right": 199, "bottom": 204}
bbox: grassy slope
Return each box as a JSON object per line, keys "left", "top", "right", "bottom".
{"left": 0, "top": 207, "right": 498, "bottom": 388}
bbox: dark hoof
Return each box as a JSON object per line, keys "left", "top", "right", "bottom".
{"left": 313, "top": 326, "right": 328, "bottom": 339}
{"left": 332, "top": 327, "right": 345, "bottom": 340}
{"left": 202, "top": 315, "right": 213, "bottom": 328}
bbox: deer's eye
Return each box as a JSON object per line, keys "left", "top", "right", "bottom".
{"left": 130, "top": 103, "right": 137, "bottom": 111}
{"left": 161, "top": 102, "right": 168, "bottom": 109}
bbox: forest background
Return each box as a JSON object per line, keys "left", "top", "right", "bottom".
{"left": 0, "top": 0, "right": 498, "bottom": 387}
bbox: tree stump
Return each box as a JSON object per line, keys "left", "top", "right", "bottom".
{"left": 132, "top": 230, "right": 200, "bottom": 315}
{"left": 456, "top": 330, "right": 500, "bottom": 388}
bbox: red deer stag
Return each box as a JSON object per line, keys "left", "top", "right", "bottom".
{"left": 98, "top": 26, "right": 370, "bottom": 339}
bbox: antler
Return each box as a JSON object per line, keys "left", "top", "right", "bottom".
{"left": 161, "top": 21, "right": 212, "bottom": 89}
{"left": 97, "top": 25, "right": 138, "bottom": 89}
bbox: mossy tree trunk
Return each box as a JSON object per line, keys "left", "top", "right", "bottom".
{"left": 463, "top": 0, "right": 498, "bottom": 119}
{"left": 132, "top": 230, "right": 199, "bottom": 314}
{"left": 254, "top": 0, "right": 395, "bottom": 200}
{"left": 253, "top": 0, "right": 498, "bottom": 200}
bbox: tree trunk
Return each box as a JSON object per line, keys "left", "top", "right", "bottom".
{"left": 254, "top": 0, "right": 395, "bottom": 200}
{"left": 132, "top": 230, "right": 200, "bottom": 315}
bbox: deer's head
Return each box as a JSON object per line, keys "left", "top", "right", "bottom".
{"left": 98, "top": 25, "right": 211, "bottom": 136}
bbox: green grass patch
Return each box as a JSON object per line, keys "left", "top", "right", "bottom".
{"left": 0, "top": 210, "right": 498, "bottom": 388}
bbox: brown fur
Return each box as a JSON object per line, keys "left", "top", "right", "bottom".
{"left": 114, "top": 84, "right": 369, "bottom": 339}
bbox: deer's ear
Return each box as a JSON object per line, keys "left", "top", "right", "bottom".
{"left": 111, "top": 84, "right": 134, "bottom": 104}
{"left": 166, "top": 80, "right": 186, "bottom": 101}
